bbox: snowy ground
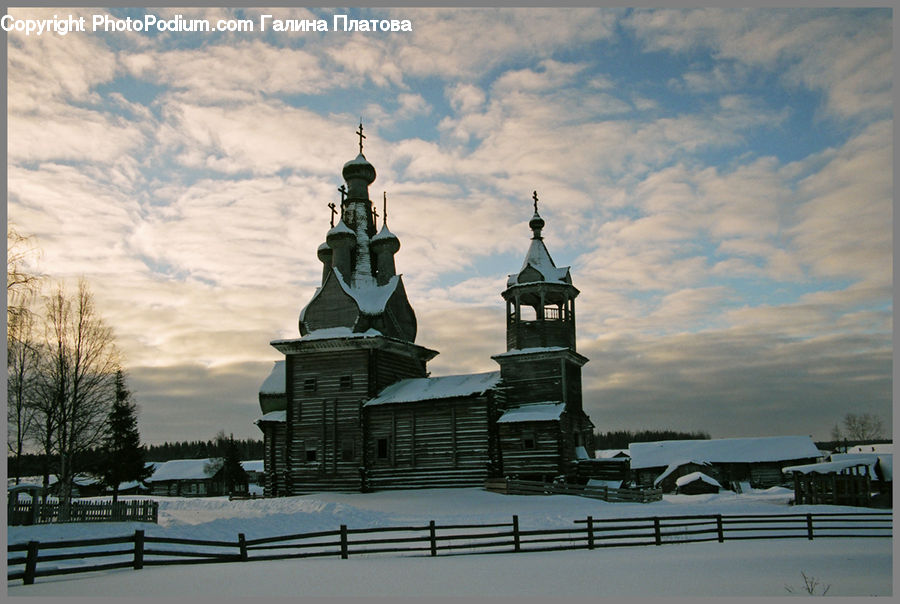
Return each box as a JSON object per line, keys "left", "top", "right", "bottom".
{"left": 7, "top": 487, "right": 893, "bottom": 597}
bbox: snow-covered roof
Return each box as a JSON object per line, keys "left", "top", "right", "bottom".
{"left": 676, "top": 472, "right": 722, "bottom": 489}
{"left": 782, "top": 458, "right": 875, "bottom": 477}
{"left": 507, "top": 238, "right": 571, "bottom": 287}
{"left": 653, "top": 460, "right": 710, "bottom": 487}
{"left": 241, "top": 460, "right": 264, "bottom": 472}
{"left": 366, "top": 372, "right": 500, "bottom": 407}
{"left": 496, "top": 402, "right": 566, "bottom": 423}
{"left": 148, "top": 459, "right": 221, "bottom": 482}
{"left": 259, "top": 360, "right": 286, "bottom": 395}
{"left": 299, "top": 327, "right": 382, "bottom": 341}
{"left": 257, "top": 410, "right": 287, "bottom": 423}
{"left": 629, "top": 436, "right": 820, "bottom": 470}
{"left": 848, "top": 443, "right": 893, "bottom": 455}
{"left": 371, "top": 224, "right": 398, "bottom": 242}
{"left": 492, "top": 346, "right": 569, "bottom": 358}
{"left": 595, "top": 449, "right": 630, "bottom": 459}
{"left": 335, "top": 271, "right": 401, "bottom": 315}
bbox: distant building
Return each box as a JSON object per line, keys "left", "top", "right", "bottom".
{"left": 146, "top": 458, "right": 248, "bottom": 497}
{"left": 255, "top": 130, "right": 596, "bottom": 494}
{"left": 629, "top": 436, "right": 821, "bottom": 491}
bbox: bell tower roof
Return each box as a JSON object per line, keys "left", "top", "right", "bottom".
{"left": 507, "top": 192, "right": 572, "bottom": 288}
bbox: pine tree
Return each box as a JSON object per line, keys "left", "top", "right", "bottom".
{"left": 220, "top": 433, "right": 248, "bottom": 495}
{"left": 101, "top": 370, "right": 149, "bottom": 503}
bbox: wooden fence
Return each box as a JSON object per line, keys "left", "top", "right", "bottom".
{"left": 8, "top": 511, "right": 890, "bottom": 586}
{"left": 488, "top": 478, "right": 663, "bottom": 503}
{"left": 8, "top": 499, "right": 159, "bottom": 526}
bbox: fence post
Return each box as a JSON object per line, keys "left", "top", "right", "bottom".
{"left": 512, "top": 515, "right": 520, "bottom": 552}
{"left": 238, "top": 533, "right": 248, "bottom": 561}
{"left": 340, "top": 525, "right": 348, "bottom": 559}
{"left": 429, "top": 520, "right": 437, "bottom": 556}
{"left": 133, "top": 530, "right": 144, "bottom": 570}
{"left": 806, "top": 514, "right": 814, "bottom": 540}
{"left": 586, "top": 516, "right": 594, "bottom": 550}
{"left": 23, "top": 541, "right": 39, "bottom": 585}
{"left": 653, "top": 517, "right": 662, "bottom": 545}
{"left": 716, "top": 514, "right": 724, "bottom": 542}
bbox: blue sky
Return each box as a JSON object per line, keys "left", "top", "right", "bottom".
{"left": 7, "top": 7, "right": 892, "bottom": 444}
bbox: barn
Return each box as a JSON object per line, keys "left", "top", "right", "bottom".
{"left": 629, "top": 436, "right": 822, "bottom": 491}
{"left": 146, "top": 459, "right": 248, "bottom": 497}
{"left": 254, "top": 130, "right": 596, "bottom": 495}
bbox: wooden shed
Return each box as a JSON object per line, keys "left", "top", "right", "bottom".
{"left": 675, "top": 471, "right": 722, "bottom": 495}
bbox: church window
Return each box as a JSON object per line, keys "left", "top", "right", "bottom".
{"left": 522, "top": 431, "right": 536, "bottom": 450}
{"left": 341, "top": 438, "right": 355, "bottom": 461}
{"left": 305, "top": 441, "right": 319, "bottom": 462}
{"left": 340, "top": 375, "right": 353, "bottom": 390}
{"left": 304, "top": 377, "right": 317, "bottom": 392}
{"left": 376, "top": 437, "right": 390, "bottom": 460}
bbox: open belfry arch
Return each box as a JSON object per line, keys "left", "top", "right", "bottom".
{"left": 255, "top": 126, "right": 595, "bottom": 494}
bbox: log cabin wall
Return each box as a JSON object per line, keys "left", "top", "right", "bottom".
{"left": 498, "top": 421, "right": 564, "bottom": 480}
{"left": 364, "top": 395, "right": 492, "bottom": 489}
{"left": 497, "top": 357, "right": 563, "bottom": 407}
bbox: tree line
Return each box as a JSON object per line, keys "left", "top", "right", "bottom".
{"left": 593, "top": 429, "right": 711, "bottom": 450}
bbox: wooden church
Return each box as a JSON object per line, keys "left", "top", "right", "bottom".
{"left": 255, "top": 127, "right": 596, "bottom": 494}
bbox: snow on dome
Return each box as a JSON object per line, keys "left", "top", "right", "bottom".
{"left": 366, "top": 372, "right": 500, "bottom": 407}
{"left": 496, "top": 402, "right": 566, "bottom": 423}
{"left": 371, "top": 223, "right": 399, "bottom": 243}
{"left": 259, "top": 361, "right": 286, "bottom": 395}
{"left": 629, "top": 436, "right": 821, "bottom": 470}
{"left": 327, "top": 219, "right": 355, "bottom": 239}
{"left": 675, "top": 472, "right": 722, "bottom": 488}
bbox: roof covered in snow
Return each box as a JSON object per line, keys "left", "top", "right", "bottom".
{"left": 507, "top": 237, "right": 572, "bottom": 287}
{"left": 148, "top": 459, "right": 221, "bottom": 482}
{"left": 259, "top": 361, "right": 286, "bottom": 395}
{"left": 496, "top": 402, "right": 566, "bottom": 423}
{"left": 676, "top": 472, "right": 722, "bottom": 488}
{"left": 653, "top": 460, "right": 711, "bottom": 487}
{"left": 629, "top": 436, "right": 820, "bottom": 470}
{"left": 782, "top": 458, "right": 875, "bottom": 477}
{"left": 365, "top": 371, "right": 500, "bottom": 407}
{"left": 257, "top": 410, "right": 286, "bottom": 423}
{"left": 241, "top": 460, "right": 264, "bottom": 472}
{"left": 848, "top": 443, "right": 893, "bottom": 454}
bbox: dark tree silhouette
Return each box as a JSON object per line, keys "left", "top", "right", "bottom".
{"left": 100, "top": 370, "right": 149, "bottom": 503}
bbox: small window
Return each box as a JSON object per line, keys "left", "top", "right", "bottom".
{"left": 341, "top": 438, "right": 355, "bottom": 461}
{"left": 522, "top": 431, "right": 536, "bottom": 450}
{"left": 377, "top": 438, "right": 390, "bottom": 460}
{"left": 304, "top": 377, "right": 317, "bottom": 392}
{"left": 340, "top": 375, "right": 353, "bottom": 390}
{"left": 305, "top": 443, "right": 318, "bottom": 462}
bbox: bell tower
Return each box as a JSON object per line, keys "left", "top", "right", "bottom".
{"left": 501, "top": 191, "right": 579, "bottom": 351}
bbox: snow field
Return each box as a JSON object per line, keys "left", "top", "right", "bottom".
{"left": 7, "top": 487, "right": 892, "bottom": 596}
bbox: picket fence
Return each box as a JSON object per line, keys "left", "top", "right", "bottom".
{"left": 7, "top": 511, "right": 891, "bottom": 586}
{"left": 8, "top": 499, "right": 159, "bottom": 526}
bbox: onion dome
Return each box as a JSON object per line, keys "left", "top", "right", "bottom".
{"left": 529, "top": 211, "right": 545, "bottom": 238}
{"left": 317, "top": 241, "right": 332, "bottom": 263}
{"left": 326, "top": 218, "right": 355, "bottom": 246}
{"left": 342, "top": 153, "right": 376, "bottom": 186}
{"left": 371, "top": 223, "right": 400, "bottom": 254}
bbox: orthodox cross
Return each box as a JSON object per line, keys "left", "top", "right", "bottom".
{"left": 532, "top": 190, "right": 539, "bottom": 214}
{"left": 356, "top": 120, "right": 366, "bottom": 154}
{"left": 327, "top": 202, "right": 337, "bottom": 227}
{"left": 338, "top": 184, "right": 347, "bottom": 209}
{"left": 383, "top": 192, "right": 388, "bottom": 226}
{"left": 372, "top": 204, "right": 379, "bottom": 230}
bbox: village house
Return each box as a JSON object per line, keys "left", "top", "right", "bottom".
{"left": 255, "top": 127, "right": 596, "bottom": 494}
{"left": 628, "top": 436, "right": 821, "bottom": 492}
{"left": 146, "top": 458, "right": 248, "bottom": 497}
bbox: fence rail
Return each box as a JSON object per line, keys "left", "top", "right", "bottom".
{"left": 495, "top": 478, "right": 663, "bottom": 503}
{"left": 7, "top": 511, "right": 891, "bottom": 586}
{"left": 8, "top": 499, "right": 159, "bottom": 525}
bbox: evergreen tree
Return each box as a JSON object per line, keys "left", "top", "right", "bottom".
{"left": 219, "top": 433, "right": 248, "bottom": 495}
{"left": 100, "top": 370, "right": 149, "bottom": 503}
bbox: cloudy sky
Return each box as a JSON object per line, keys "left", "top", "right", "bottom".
{"left": 7, "top": 7, "right": 892, "bottom": 445}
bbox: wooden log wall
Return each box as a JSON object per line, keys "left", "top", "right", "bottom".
{"left": 498, "top": 358, "right": 563, "bottom": 407}
{"left": 498, "top": 421, "right": 563, "bottom": 479}
{"left": 364, "top": 396, "right": 491, "bottom": 489}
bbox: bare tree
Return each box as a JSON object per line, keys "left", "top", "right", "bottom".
{"left": 7, "top": 306, "right": 39, "bottom": 484}
{"left": 33, "top": 280, "right": 120, "bottom": 505}
{"left": 7, "top": 226, "right": 41, "bottom": 329}
{"left": 833, "top": 412, "right": 885, "bottom": 442}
